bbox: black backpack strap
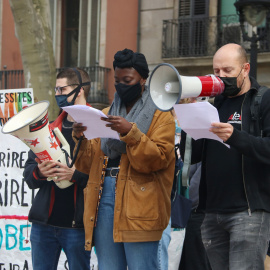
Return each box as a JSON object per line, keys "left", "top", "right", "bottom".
{"left": 250, "top": 86, "right": 268, "bottom": 137}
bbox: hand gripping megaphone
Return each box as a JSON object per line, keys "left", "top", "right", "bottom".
{"left": 149, "top": 63, "right": 225, "bottom": 111}
{"left": 1, "top": 100, "right": 73, "bottom": 189}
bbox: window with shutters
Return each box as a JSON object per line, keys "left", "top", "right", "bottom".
{"left": 178, "top": 0, "right": 209, "bottom": 56}
{"left": 59, "top": 0, "right": 100, "bottom": 67}
{"left": 61, "top": 0, "right": 79, "bottom": 67}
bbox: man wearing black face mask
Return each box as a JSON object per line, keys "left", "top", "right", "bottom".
{"left": 218, "top": 64, "right": 245, "bottom": 97}
{"left": 23, "top": 68, "right": 91, "bottom": 270}
{"left": 180, "top": 43, "right": 270, "bottom": 270}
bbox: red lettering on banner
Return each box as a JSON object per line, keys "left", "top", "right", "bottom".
{"left": 0, "top": 215, "right": 28, "bottom": 220}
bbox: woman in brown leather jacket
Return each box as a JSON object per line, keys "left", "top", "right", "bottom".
{"left": 73, "top": 49, "right": 175, "bottom": 270}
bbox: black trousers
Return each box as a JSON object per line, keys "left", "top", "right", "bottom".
{"left": 179, "top": 211, "right": 211, "bottom": 270}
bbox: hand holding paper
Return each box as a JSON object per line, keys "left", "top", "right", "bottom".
{"left": 101, "top": 115, "right": 133, "bottom": 136}
{"left": 173, "top": 102, "right": 230, "bottom": 147}
{"left": 209, "top": 122, "right": 234, "bottom": 143}
{"left": 62, "top": 105, "right": 120, "bottom": 140}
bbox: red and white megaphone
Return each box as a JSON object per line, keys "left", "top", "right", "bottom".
{"left": 149, "top": 63, "right": 225, "bottom": 111}
{"left": 1, "top": 100, "right": 72, "bottom": 189}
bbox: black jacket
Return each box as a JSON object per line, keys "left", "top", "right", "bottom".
{"left": 23, "top": 111, "right": 88, "bottom": 227}
{"left": 181, "top": 78, "right": 270, "bottom": 213}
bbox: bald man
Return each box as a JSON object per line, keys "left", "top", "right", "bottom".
{"left": 180, "top": 43, "right": 270, "bottom": 270}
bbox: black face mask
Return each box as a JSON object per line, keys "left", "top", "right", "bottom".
{"left": 219, "top": 77, "right": 242, "bottom": 97}
{"left": 55, "top": 86, "right": 80, "bottom": 107}
{"left": 219, "top": 66, "right": 245, "bottom": 97}
{"left": 115, "top": 82, "right": 142, "bottom": 104}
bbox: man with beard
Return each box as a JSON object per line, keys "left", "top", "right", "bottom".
{"left": 181, "top": 43, "right": 270, "bottom": 270}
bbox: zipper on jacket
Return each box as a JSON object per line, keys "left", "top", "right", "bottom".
{"left": 241, "top": 94, "right": 252, "bottom": 217}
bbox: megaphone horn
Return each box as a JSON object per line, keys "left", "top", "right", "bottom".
{"left": 149, "top": 63, "right": 225, "bottom": 111}
{"left": 1, "top": 100, "right": 72, "bottom": 189}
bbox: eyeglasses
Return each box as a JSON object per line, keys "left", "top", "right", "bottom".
{"left": 54, "top": 84, "right": 79, "bottom": 94}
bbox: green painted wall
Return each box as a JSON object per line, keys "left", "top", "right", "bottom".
{"left": 220, "top": 0, "right": 237, "bottom": 15}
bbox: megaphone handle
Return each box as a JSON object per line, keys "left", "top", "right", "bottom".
{"left": 54, "top": 128, "right": 70, "bottom": 153}
{"left": 65, "top": 136, "right": 83, "bottom": 168}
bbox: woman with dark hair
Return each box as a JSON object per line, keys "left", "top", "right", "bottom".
{"left": 73, "top": 49, "right": 175, "bottom": 270}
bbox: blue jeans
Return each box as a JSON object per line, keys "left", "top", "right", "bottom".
{"left": 158, "top": 218, "right": 171, "bottom": 270}
{"left": 30, "top": 223, "right": 90, "bottom": 270}
{"left": 93, "top": 176, "right": 160, "bottom": 270}
{"left": 201, "top": 210, "right": 270, "bottom": 270}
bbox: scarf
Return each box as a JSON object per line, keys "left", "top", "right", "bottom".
{"left": 100, "top": 86, "right": 156, "bottom": 159}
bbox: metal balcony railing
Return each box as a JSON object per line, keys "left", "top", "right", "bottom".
{"left": 0, "top": 65, "right": 110, "bottom": 105}
{"left": 0, "top": 69, "right": 24, "bottom": 90}
{"left": 162, "top": 14, "right": 270, "bottom": 58}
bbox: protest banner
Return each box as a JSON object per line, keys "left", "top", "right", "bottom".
{"left": 0, "top": 89, "right": 98, "bottom": 269}
{"left": 0, "top": 89, "right": 69, "bottom": 269}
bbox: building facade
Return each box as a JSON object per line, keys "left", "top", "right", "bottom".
{"left": 0, "top": 0, "right": 269, "bottom": 109}
{"left": 0, "top": 0, "right": 139, "bottom": 108}
{"left": 139, "top": 0, "right": 270, "bottom": 87}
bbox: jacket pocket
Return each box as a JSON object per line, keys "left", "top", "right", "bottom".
{"left": 126, "top": 178, "right": 159, "bottom": 220}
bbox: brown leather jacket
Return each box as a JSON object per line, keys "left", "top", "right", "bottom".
{"left": 73, "top": 109, "right": 175, "bottom": 251}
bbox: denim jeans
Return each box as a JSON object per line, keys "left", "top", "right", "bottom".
{"left": 201, "top": 210, "right": 270, "bottom": 270}
{"left": 158, "top": 218, "right": 171, "bottom": 270}
{"left": 30, "top": 223, "right": 91, "bottom": 270}
{"left": 93, "top": 176, "right": 160, "bottom": 270}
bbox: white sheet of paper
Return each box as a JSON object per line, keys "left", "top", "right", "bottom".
{"left": 173, "top": 102, "right": 229, "bottom": 147}
{"left": 62, "top": 105, "right": 120, "bottom": 140}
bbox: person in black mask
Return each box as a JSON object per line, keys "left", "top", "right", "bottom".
{"left": 180, "top": 43, "right": 270, "bottom": 270}
{"left": 219, "top": 64, "right": 245, "bottom": 97}
{"left": 55, "top": 68, "right": 91, "bottom": 108}
{"left": 72, "top": 49, "right": 175, "bottom": 270}
{"left": 23, "top": 68, "right": 91, "bottom": 270}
